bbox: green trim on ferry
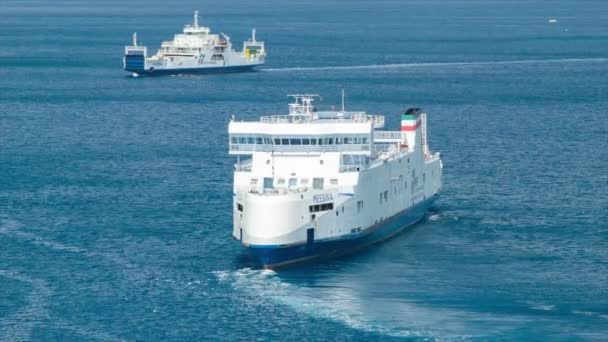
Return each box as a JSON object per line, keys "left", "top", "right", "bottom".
{"left": 401, "top": 114, "right": 420, "bottom": 121}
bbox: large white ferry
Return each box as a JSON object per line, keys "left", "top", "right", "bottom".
{"left": 123, "top": 11, "right": 265, "bottom": 76}
{"left": 229, "top": 94, "right": 442, "bottom": 268}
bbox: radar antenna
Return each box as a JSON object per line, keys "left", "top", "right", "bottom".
{"left": 287, "top": 94, "right": 321, "bottom": 115}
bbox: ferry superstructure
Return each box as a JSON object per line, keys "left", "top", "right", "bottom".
{"left": 229, "top": 95, "right": 442, "bottom": 268}
{"left": 123, "top": 11, "right": 265, "bottom": 76}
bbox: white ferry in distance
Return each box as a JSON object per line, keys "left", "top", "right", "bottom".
{"left": 123, "top": 11, "right": 265, "bottom": 76}
{"left": 229, "top": 94, "right": 442, "bottom": 268}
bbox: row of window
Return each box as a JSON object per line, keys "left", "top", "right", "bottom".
{"left": 231, "top": 136, "right": 370, "bottom": 146}
{"left": 309, "top": 203, "right": 334, "bottom": 213}
{"left": 261, "top": 177, "right": 336, "bottom": 190}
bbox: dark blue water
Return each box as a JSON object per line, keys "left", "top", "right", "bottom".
{"left": 1, "top": 0, "right": 607, "bottom": 340}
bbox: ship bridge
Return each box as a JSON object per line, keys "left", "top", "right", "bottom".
{"left": 229, "top": 94, "right": 389, "bottom": 156}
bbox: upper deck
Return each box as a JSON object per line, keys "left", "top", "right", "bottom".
{"left": 127, "top": 11, "right": 265, "bottom": 59}
{"left": 259, "top": 111, "right": 384, "bottom": 127}
{"left": 228, "top": 95, "right": 402, "bottom": 156}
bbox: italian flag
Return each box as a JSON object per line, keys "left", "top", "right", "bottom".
{"left": 401, "top": 114, "right": 421, "bottom": 132}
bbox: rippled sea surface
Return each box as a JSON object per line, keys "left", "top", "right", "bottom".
{"left": 1, "top": 0, "right": 607, "bottom": 340}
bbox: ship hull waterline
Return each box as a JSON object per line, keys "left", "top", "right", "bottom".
{"left": 125, "top": 64, "right": 263, "bottom": 76}
{"left": 245, "top": 194, "right": 438, "bottom": 269}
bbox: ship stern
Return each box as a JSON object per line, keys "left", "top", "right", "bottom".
{"left": 123, "top": 45, "right": 148, "bottom": 75}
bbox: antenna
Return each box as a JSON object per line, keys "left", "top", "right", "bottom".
{"left": 287, "top": 94, "right": 320, "bottom": 115}
{"left": 251, "top": 28, "right": 256, "bottom": 42}
{"left": 193, "top": 10, "right": 199, "bottom": 28}
{"left": 341, "top": 88, "right": 345, "bottom": 112}
{"left": 132, "top": 32, "right": 137, "bottom": 46}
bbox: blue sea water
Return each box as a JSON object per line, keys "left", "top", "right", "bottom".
{"left": 1, "top": 0, "right": 608, "bottom": 340}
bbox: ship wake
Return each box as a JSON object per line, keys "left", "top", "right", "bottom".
{"left": 261, "top": 57, "right": 608, "bottom": 72}
{"left": 213, "top": 268, "right": 524, "bottom": 339}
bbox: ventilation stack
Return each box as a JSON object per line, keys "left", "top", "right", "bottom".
{"left": 401, "top": 108, "right": 423, "bottom": 153}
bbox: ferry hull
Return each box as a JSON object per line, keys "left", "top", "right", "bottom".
{"left": 247, "top": 195, "right": 438, "bottom": 269}
{"left": 124, "top": 62, "right": 262, "bottom": 76}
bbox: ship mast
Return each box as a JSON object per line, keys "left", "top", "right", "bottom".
{"left": 193, "top": 10, "right": 199, "bottom": 28}
{"left": 287, "top": 94, "right": 320, "bottom": 116}
{"left": 132, "top": 32, "right": 137, "bottom": 46}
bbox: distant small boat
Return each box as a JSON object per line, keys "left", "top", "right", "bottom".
{"left": 548, "top": 19, "right": 558, "bottom": 23}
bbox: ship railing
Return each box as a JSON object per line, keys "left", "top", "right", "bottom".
{"left": 339, "top": 164, "right": 364, "bottom": 173}
{"left": 124, "top": 46, "right": 147, "bottom": 55}
{"left": 371, "top": 115, "right": 385, "bottom": 128}
{"left": 259, "top": 113, "right": 384, "bottom": 125}
{"left": 367, "top": 143, "right": 411, "bottom": 168}
{"left": 348, "top": 113, "right": 384, "bottom": 128}
{"left": 260, "top": 115, "right": 312, "bottom": 123}
{"left": 234, "top": 160, "right": 252, "bottom": 172}
{"left": 249, "top": 187, "right": 310, "bottom": 196}
{"left": 230, "top": 143, "right": 371, "bottom": 153}
{"left": 373, "top": 131, "right": 401, "bottom": 142}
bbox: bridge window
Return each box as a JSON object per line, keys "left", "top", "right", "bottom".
{"left": 230, "top": 135, "right": 371, "bottom": 148}
{"left": 313, "top": 178, "right": 324, "bottom": 190}
{"left": 319, "top": 137, "right": 333, "bottom": 145}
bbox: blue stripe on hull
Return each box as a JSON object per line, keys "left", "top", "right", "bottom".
{"left": 124, "top": 63, "right": 261, "bottom": 75}
{"left": 247, "top": 194, "right": 438, "bottom": 268}
{"left": 124, "top": 55, "right": 145, "bottom": 71}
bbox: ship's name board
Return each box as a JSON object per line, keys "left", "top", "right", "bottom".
{"left": 313, "top": 193, "right": 334, "bottom": 204}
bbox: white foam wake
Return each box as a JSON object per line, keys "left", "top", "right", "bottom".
{"left": 213, "top": 268, "right": 525, "bottom": 339}
{"left": 261, "top": 58, "right": 608, "bottom": 72}
{"left": 213, "top": 268, "right": 421, "bottom": 338}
